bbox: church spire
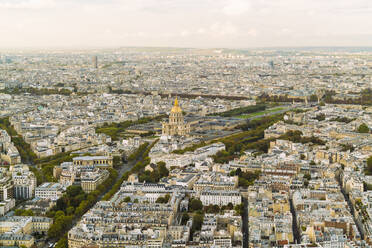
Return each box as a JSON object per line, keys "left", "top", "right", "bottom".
{"left": 174, "top": 96, "right": 179, "bottom": 107}
{"left": 171, "top": 96, "right": 182, "bottom": 113}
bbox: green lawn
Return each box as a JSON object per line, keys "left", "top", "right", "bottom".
{"left": 237, "top": 107, "right": 284, "bottom": 119}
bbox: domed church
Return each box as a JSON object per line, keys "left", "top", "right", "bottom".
{"left": 162, "top": 97, "right": 191, "bottom": 137}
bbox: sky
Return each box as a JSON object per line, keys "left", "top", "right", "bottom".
{"left": 0, "top": 0, "right": 371, "bottom": 48}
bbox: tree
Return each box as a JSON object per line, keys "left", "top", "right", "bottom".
{"left": 310, "top": 94, "right": 318, "bottom": 102}
{"left": 48, "top": 213, "right": 70, "bottom": 239}
{"left": 14, "top": 209, "right": 34, "bottom": 216}
{"left": 358, "top": 123, "right": 370, "bottom": 133}
{"left": 113, "top": 156, "right": 122, "bottom": 168}
{"left": 66, "top": 207, "right": 75, "bottom": 215}
{"left": 181, "top": 212, "right": 190, "bottom": 225}
{"left": 191, "top": 213, "right": 204, "bottom": 237}
{"left": 363, "top": 182, "right": 372, "bottom": 191}
{"left": 157, "top": 161, "right": 166, "bottom": 167}
{"left": 238, "top": 171, "right": 260, "bottom": 187}
{"left": 55, "top": 210, "right": 65, "bottom": 219}
{"left": 341, "top": 144, "right": 354, "bottom": 152}
{"left": 14, "top": 209, "right": 24, "bottom": 216}
{"left": 158, "top": 162, "right": 169, "bottom": 178}
{"left": 366, "top": 156, "right": 372, "bottom": 175}
{"left": 205, "top": 204, "right": 220, "bottom": 214}
{"left": 304, "top": 173, "right": 311, "bottom": 181}
{"left": 234, "top": 204, "right": 244, "bottom": 216}
{"left": 70, "top": 194, "right": 86, "bottom": 208}
{"left": 304, "top": 180, "right": 309, "bottom": 187}
{"left": 23, "top": 209, "right": 34, "bottom": 216}
{"left": 123, "top": 196, "right": 131, "bottom": 203}
{"left": 315, "top": 113, "right": 326, "bottom": 121}
{"left": 189, "top": 199, "right": 203, "bottom": 212}
{"left": 164, "top": 194, "right": 170, "bottom": 203}
{"left": 55, "top": 234, "right": 68, "bottom": 248}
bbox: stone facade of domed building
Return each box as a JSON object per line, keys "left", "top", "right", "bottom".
{"left": 162, "top": 97, "right": 190, "bottom": 137}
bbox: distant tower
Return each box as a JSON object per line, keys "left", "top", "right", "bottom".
{"left": 93, "top": 56, "right": 98, "bottom": 69}
{"left": 269, "top": 60, "right": 274, "bottom": 69}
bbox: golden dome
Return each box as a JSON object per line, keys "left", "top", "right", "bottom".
{"left": 171, "top": 96, "right": 182, "bottom": 113}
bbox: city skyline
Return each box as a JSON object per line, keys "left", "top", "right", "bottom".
{"left": 1, "top": 1, "right": 372, "bottom": 247}
{"left": 0, "top": 0, "right": 372, "bottom": 48}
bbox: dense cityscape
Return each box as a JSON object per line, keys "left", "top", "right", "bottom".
{"left": 0, "top": 47, "right": 371, "bottom": 248}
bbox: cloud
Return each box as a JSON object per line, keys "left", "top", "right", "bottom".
{"left": 222, "top": 0, "right": 251, "bottom": 15}
{"left": 0, "top": 0, "right": 56, "bottom": 9}
{"left": 210, "top": 22, "right": 239, "bottom": 36}
{"left": 247, "top": 28, "right": 257, "bottom": 37}
{"left": 0, "top": 0, "right": 371, "bottom": 48}
{"left": 180, "top": 30, "right": 190, "bottom": 37}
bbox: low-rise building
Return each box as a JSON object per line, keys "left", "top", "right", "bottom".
{"left": 81, "top": 169, "right": 109, "bottom": 193}
{"left": 0, "top": 233, "right": 34, "bottom": 248}
{"left": 10, "top": 164, "right": 36, "bottom": 199}
{"left": 72, "top": 156, "right": 113, "bottom": 168}
{"left": 0, "top": 176, "right": 13, "bottom": 201}
{"left": 200, "top": 190, "right": 241, "bottom": 206}
{"left": 35, "top": 182, "right": 64, "bottom": 200}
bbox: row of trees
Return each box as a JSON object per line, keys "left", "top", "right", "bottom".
{"left": 323, "top": 88, "right": 372, "bottom": 105}
{"left": 172, "top": 141, "right": 208, "bottom": 154}
{"left": 26, "top": 152, "right": 82, "bottom": 186}
{"left": 128, "top": 141, "right": 171, "bottom": 184}
{"left": 258, "top": 93, "right": 304, "bottom": 103}
{"left": 128, "top": 143, "right": 149, "bottom": 161}
{"left": 0, "top": 117, "right": 86, "bottom": 185}
{"left": 278, "top": 130, "right": 326, "bottom": 145}
{"left": 365, "top": 156, "right": 372, "bottom": 175}
{"left": 107, "top": 89, "right": 250, "bottom": 101}
{"left": 1, "top": 87, "right": 73, "bottom": 96}
{"left": 212, "top": 114, "right": 285, "bottom": 163}
{"left": 14, "top": 209, "right": 34, "bottom": 216}
{"left": 213, "top": 116, "right": 327, "bottom": 164}
{"left": 102, "top": 140, "right": 158, "bottom": 200}
{"left": 209, "top": 104, "right": 266, "bottom": 117}
{"left": 48, "top": 168, "right": 118, "bottom": 247}
{"left": 0, "top": 117, "right": 37, "bottom": 164}
{"left": 35, "top": 151, "right": 76, "bottom": 165}
{"left": 329, "top": 116, "right": 355, "bottom": 123}
{"left": 258, "top": 88, "right": 372, "bottom": 106}
{"left": 95, "top": 115, "right": 166, "bottom": 141}
{"left": 102, "top": 170, "right": 131, "bottom": 201}
{"left": 36, "top": 152, "right": 90, "bottom": 185}
{"left": 172, "top": 112, "right": 283, "bottom": 159}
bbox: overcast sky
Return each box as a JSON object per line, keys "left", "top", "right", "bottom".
{"left": 0, "top": 0, "right": 371, "bottom": 48}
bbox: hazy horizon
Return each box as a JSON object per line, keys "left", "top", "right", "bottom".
{"left": 0, "top": 0, "right": 372, "bottom": 48}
